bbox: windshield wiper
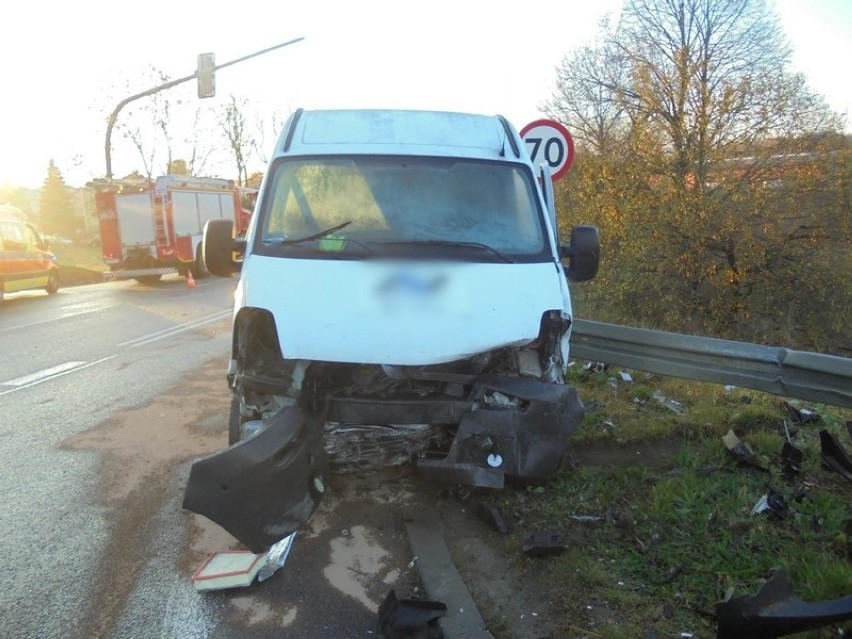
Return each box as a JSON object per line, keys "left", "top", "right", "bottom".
{"left": 372, "top": 240, "right": 515, "bottom": 263}
{"left": 277, "top": 220, "right": 352, "bottom": 245}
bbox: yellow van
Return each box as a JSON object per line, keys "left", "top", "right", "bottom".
{"left": 0, "top": 205, "right": 59, "bottom": 300}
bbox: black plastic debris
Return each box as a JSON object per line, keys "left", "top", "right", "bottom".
{"left": 722, "top": 429, "right": 768, "bottom": 473}
{"left": 780, "top": 442, "right": 803, "bottom": 479}
{"left": 716, "top": 570, "right": 852, "bottom": 639}
{"left": 378, "top": 589, "right": 446, "bottom": 639}
{"left": 784, "top": 402, "right": 821, "bottom": 426}
{"left": 522, "top": 531, "right": 564, "bottom": 558}
{"left": 476, "top": 501, "right": 511, "bottom": 535}
{"left": 820, "top": 430, "right": 852, "bottom": 483}
{"left": 749, "top": 487, "right": 786, "bottom": 520}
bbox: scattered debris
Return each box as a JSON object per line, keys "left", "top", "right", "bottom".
{"left": 378, "top": 589, "right": 446, "bottom": 639}
{"left": 257, "top": 532, "right": 296, "bottom": 582}
{"left": 583, "top": 361, "right": 610, "bottom": 374}
{"left": 783, "top": 402, "right": 821, "bottom": 426}
{"left": 716, "top": 570, "right": 852, "bottom": 639}
{"left": 780, "top": 442, "right": 803, "bottom": 479}
{"left": 820, "top": 430, "right": 852, "bottom": 483}
{"left": 476, "top": 501, "right": 511, "bottom": 534}
{"left": 722, "top": 429, "right": 768, "bottom": 472}
{"left": 191, "top": 551, "right": 267, "bottom": 591}
{"left": 653, "top": 390, "right": 687, "bottom": 415}
{"left": 619, "top": 371, "right": 633, "bottom": 383}
{"left": 749, "top": 488, "right": 786, "bottom": 519}
{"left": 568, "top": 514, "right": 605, "bottom": 523}
{"left": 192, "top": 531, "right": 298, "bottom": 591}
{"left": 522, "top": 531, "right": 564, "bottom": 558}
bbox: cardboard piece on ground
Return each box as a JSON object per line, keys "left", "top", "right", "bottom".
{"left": 192, "top": 551, "right": 267, "bottom": 591}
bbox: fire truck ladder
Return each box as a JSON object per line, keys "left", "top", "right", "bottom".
{"left": 153, "top": 197, "right": 170, "bottom": 249}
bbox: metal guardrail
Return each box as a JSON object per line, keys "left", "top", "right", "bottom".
{"left": 570, "top": 319, "right": 852, "bottom": 408}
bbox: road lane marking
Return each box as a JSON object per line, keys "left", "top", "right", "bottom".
{"left": 2, "top": 361, "right": 88, "bottom": 386}
{"left": 0, "top": 306, "right": 109, "bottom": 335}
{"left": 0, "top": 356, "right": 115, "bottom": 397}
{"left": 118, "top": 309, "right": 231, "bottom": 348}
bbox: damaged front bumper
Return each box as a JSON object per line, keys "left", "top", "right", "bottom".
{"left": 182, "top": 405, "right": 328, "bottom": 553}
{"left": 184, "top": 374, "right": 584, "bottom": 551}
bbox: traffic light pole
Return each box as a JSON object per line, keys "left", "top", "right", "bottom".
{"left": 104, "top": 37, "right": 304, "bottom": 180}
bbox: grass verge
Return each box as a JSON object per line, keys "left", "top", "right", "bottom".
{"left": 52, "top": 244, "right": 107, "bottom": 287}
{"left": 496, "top": 365, "right": 851, "bottom": 638}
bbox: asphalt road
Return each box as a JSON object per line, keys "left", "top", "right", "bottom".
{"left": 0, "top": 276, "right": 423, "bottom": 639}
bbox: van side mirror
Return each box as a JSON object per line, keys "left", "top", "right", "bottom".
{"left": 559, "top": 225, "right": 599, "bottom": 282}
{"left": 202, "top": 220, "right": 246, "bottom": 277}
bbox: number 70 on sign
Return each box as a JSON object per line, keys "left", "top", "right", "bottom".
{"left": 519, "top": 119, "right": 575, "bottom": 181}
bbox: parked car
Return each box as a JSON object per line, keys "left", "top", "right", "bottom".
{"left": 0, "top": 205, "right": 59, "bottom": 300}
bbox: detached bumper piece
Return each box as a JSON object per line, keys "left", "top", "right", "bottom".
{"left": 716, "top": 571, "right": 852, "bottom": 639}
{"left": 183, "top": 406, "right": 328, "bottom": 553}
{"left": 378, "top": 589, "right": 446, "bottom": 639}
{"left": 417, "top": 376, "right": 584, "bottom": 488}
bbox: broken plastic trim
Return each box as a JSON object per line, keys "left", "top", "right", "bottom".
{"left": 183, "top": 405, "right": 328, "bottom": 553}
{"left": 820, "top": 429, "right": 852, "bottom": 483}
{"left": 417, "top": 375, "right": 584, "bottom": 487}
{"left": 716, "top": 570, "right": 852, "bottom": 639}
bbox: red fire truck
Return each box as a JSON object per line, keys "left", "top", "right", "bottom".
{"left": 95, "top": 175, "right": 253, "bottom": 282}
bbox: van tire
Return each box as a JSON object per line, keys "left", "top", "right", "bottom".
{"left": 46, "top": 271, "right": 59, "bottom": 294}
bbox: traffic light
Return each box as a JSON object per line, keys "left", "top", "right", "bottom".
{"left": 197, "top": 53, "right": 215, "bottom": 99}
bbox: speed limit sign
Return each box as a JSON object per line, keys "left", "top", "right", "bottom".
{"left": 519, "top": 119, "right": 575, "bottom": 181}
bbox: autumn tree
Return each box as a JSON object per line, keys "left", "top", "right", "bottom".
{"left": 38, "top": 160, "right": 78, "bottom": 237}
{"left": 547, "top": 0, "right": 849, "bottom": 352}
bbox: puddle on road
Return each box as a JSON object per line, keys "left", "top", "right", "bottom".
{"left": 229, "top": 595, "right": 298, "bottom": 627}
{"left": 60, "top": 355, "right": 231, "bottom": 639}
{"left": 324, "top": 524, "right": 391, "bottom": 610}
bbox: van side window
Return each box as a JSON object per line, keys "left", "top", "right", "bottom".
{"left": 0, "top": 223, "right": 26, "bottom": 251}
{"left": 23, "top": 225, "right": 40, "bottom": 248}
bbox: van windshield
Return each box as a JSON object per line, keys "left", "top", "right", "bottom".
{"left": 255, "top": 157, "right": 549, "bottom": 262}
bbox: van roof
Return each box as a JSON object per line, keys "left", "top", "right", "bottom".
{"left": 0, "top": 204, "right": 28, "bottom": 223}
{"left": 274, "top": 109, "right": 524, "bottom": 162}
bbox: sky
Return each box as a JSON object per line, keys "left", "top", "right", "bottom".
{"left": 1, "top": 0, "right": 849, "bottom": 189}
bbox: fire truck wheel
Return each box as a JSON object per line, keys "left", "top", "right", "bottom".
{"left": 45, "top": 270, "right": 59, "bottom": 294}
{"left": 194, "top": 243, "right": 209, "bottom": 278}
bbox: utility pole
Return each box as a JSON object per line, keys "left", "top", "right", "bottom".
{"left": 104, "top": 37, "right": 304, "bottom": 180}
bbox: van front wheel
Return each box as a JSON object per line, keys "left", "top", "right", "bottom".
{"left": 46, "top": 271, "right": 59, "bottom": 294}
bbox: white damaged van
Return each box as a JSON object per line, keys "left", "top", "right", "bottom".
{"left": 184, "top": 109, "right": 599, "bottom": 551}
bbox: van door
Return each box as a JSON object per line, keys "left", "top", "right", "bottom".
{"left": 23, "top": 224, "right": 51, "bottom": 287}
{"left": 0, "top": 221, "right": 29, "bottom": 293}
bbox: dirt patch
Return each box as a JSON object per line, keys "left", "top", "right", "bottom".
{"left": 568, "top": 437, "right": 684, "bottom": 470}
{"left": 61, "top": 355, "right": 230, "bottom": 639}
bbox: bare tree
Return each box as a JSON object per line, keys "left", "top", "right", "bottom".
{"left": 116, "top": 67, "right": 172, "bottom": 179}
{"left": 252, "top": 110, "right": 287, "bottom": 164}
{"left": 220, "top": 95, "right": 255, "bottom": 186}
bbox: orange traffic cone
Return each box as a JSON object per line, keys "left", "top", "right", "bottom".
{"left": 186, "top": 270, "right": 197, "bottom": 289}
